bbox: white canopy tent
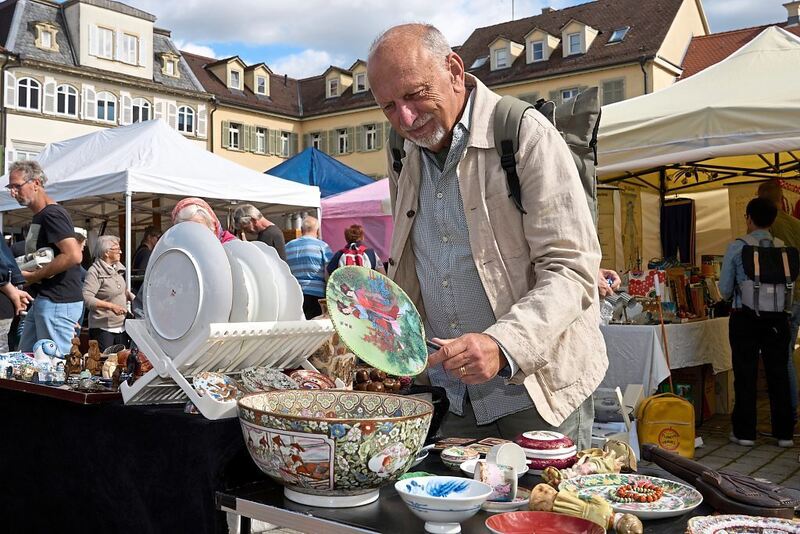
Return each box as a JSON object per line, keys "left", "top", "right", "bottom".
{"left": 0, "top": 119, "right": 321, "bottom": 285}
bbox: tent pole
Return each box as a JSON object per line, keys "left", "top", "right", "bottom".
{"left": 125, "top": 191, "right": 132, "bottom": 295}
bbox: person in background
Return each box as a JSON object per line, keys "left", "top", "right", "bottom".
{"left": 74, "top": 231, "right": 90, "bottom": 284}
{"left": 232, "top": 204, "right": 286, "bottom": 260}
{"left": 172, "top": 197, "right": 237, "bottom": 244}
{"left": 7, "top": 161, "right": 83, "bottom": 355}
{"left": 284, "top": 215, "right": 332, "bottom": 319}
{"left": 326, "top": 224, "right": 386, "bottom": 277}
{"left": 131, "top": 226, "right": 161, "bottom": 294}
{"left": 0, "top": 240, "right": 33, "bottom": 351}
{"left": 83, "top": 235, "right": 132, "bottom": 351}
{"left": 719, "top": 197, "right": 793, "bottom": 448}
{"left": 758, "top": 180, "right": 800, "bottom": 427}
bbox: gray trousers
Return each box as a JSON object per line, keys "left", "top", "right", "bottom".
{"left": 439, "top": 395, "right": 594, "bottom": 451}
{"left": 0, "top": 317, "right": 12, "bottom": 353}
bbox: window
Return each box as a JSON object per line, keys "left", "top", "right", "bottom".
{"left": 494, "top": 48, "right": 509, "bottom": 68}
{"left": 228, "top": 123, "right": 241, "bottom": 149}
{"left": 327, "top": 78, "right": 338, "bottom": 98}
{"left": 41, "top": 31, "right": 53, "bottom": 49}
{"left": 98, "top": 27, "right": 113, "bottom": 59}
{"left": 122, "top": 34, "right": 138, "bottom": 64}
{"left": 561, "top": 88, "right": 579, "bottom": 102}
{"left": 165, "top": 60, "right": 175, "bottom": 76}
{"left": 531, "top": 41, "right": 545, "bottom": 62}
{"left": 56, "top": 84, "right": 78, "bottom": 116}
{"left": 568, "top": 32, "right": 582, "bottom": 55}
{"left": 96, "top": 91, "right": 116, "bottom": 122}
{"left": 35, "top": 23, "right": 59, "bottom": 51}
{"left": 132, "top": 98, "right": 150, "bottom": 123}
{"left": 256, "top": 75, "right": 267, "bottom": 95}
{"left": 161, "top": 54, "right": 180, "bottom": 78}
{"left": 311, "top": 133, "right": 321, "bottom": 150}
{"left": 177, "top": 106, "right": 195, "bottom": 133}
{"left": 15, "top": 149, "right": 39, "bottom": 161}
{"left": 469, "top": 56, "right": 488, "bottom": 70}
{"left": 230, "top": 70, "right": 241, "bottom": 89}
{"left": 256, "top": 128, "right": 266, "bottom": 153}
{"left": 365, "top": 124, "right": 377, "bottom": 151}
{"left": 602, "top": 79, "right": 625, "bottom": 105}
{"left": 337, "top": 128, "right": 347, "bottom": 154}
{"left": 280, "top": 132, "right": 290, "bottom": 157}
{"left": 17, "top": 78, "right": 41, "bottom": 111}
{"left": 355, "top": 72, "right": 367, "bottom": 93}
{"left": 608, "top": 27, "right": 630, "bottom": 44}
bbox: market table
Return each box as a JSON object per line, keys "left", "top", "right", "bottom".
{"left": 216, "top": 456, "right": 714, "bottom": 533}
{"left": 0, "top": 383, "right": 263, "bottom": 534}
{"left": 600, "top": 317, "right": 732, "bottom": 394}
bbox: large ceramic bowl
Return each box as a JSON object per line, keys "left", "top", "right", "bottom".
{"left": 238, "top": 389, "right": 432, "bottom": 507}
{"left": 485, "top": 511, "right": 605, "bottom": 534}
{"left": 395, "top": 476, "right": 492, "bottom": 534}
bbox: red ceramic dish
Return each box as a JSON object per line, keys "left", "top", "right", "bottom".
{"left": 486, "top": 511, "right": 605, "bottom": 534}
{"left": 514, "top": 431, "right": 574, "bottom": 450}
{"left": 526, "top": 455, "right": 577, "bottom": 471}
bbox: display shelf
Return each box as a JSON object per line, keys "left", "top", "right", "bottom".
{"left": 0, "top": 377, "right": 121, "bottom": 404}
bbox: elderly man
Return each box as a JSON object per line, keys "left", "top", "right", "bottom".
{"left": 367, "top": 24, "right": 607, "bottom": 448}
{"left": 284, "top": 215, "right": 332, "bottom": 319}
{"left": 7, "top": 161, "right": 83, "bottom": 354}
{"left": 233, "top": 204, "right": 286, "bottom": 260}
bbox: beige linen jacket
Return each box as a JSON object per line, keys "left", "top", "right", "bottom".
{"left": 386, "top": 75, "right": 608, "bottom": 426}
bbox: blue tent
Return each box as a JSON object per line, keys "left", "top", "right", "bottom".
{"left": 265, "top": 147, "right": 374, "bottom": 198}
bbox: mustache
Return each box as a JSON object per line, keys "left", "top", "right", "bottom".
{"left": 400, "top": 114, "right": 433, "bottom": 133}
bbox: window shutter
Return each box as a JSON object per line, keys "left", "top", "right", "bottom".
{"left": 290, "top": 133, "right": 298, "bottom": 156}
{"left": 167, "top": 101, "right": 177, "bottom": 129}
{"left": 43, "top": 77, "right": 56, "bottom": 114}
{"left": 346, "top": 127, "right": 355, "bottom": 154}
{"left": 82, "top": 84, "right": 96, "bottom": 120}
{"left": 89, "top": 24, "right": 99, "bottom": 56}
{"left": 153, "top": 99, "right": 165, "bottom": 122}
{"left": 252, "top": 126, "right": 260, "bottom": 153}
{"left": 375, "top": 122, "right": 384, "bottom": 151}
{"left": 4, "top": 148, "right": 16, "bottom": 174}
{"left": 243, "top": 124, "right": 251, "bottom": 152}
{"left": 320, "top": 132, "right": 329, "bottom": 154}
{"left": 197, "top": 104, "right": 207, "bottom": 137}
{"left": 138, "top": 37, "right": 147, "bottom": 67}
{"left": 221, "top": 120, "right": 229, "bottom": 148}
{"left": 268, "top": 129, "right": 277, "bottom": 155}
{"left": 120, "top": 91, "right": 132, "bottom": 125}
{"left": 114, "top": 31, "right": 123, "bottom": 61}
{"left": 303, "top": 133, "right": 311, "bottom": 150}
{"left": 4, "top": 71, "right": 16, "bottom": 109}
{"left": 355, "top": 126, "right": 364, "bottom": 152}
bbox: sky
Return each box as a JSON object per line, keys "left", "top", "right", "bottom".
{"left": 123, "top": 0, "right": 789, "bottom": 79}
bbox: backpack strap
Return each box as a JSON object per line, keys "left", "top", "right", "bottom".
{"left": 388, "top": 128, "right": 406, "bottom": 174}
{"left": 493, "top": 95, "right": 532, "bottom": 215}
{"left": 753, "top": 247, "right": 762, "bottom": 315}
{"left": 783, "top": 248, "right": 794, "bottom": 312}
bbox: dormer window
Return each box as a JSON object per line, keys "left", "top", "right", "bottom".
{"left": 608, "top": 27, "right": 630, "bottom": 44}
{"left": 355, "top": 72, "right": 367, "bottom": 93}
{"left": 327, "top": 78, "right": 339, "bottom": 98}
{"left": 568, "top": 33, "right": 582, "bottom": 55}
{"left": 531, "top": 41, "right": 545, "bottom": 62}
{"left": 494, "top": 48, "right": 509, "bottom": 69}
{"left": 256, "top": 75, "right": 267, "bottom": 95}
{"left": 161, "top": 53, "right": 180, "bottom": 78}
{"left": 469, "top": 56, "right": 488, "bottom": 70}
{"left": 230, "top": 70, "right": 241, "bottom": 89}
{"left": 35, "top": 22, "right": 59, "bottom": 52}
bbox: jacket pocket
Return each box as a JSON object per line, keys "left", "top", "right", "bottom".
{"left": 537, "top": 312, "right": 602, "bottom": 393}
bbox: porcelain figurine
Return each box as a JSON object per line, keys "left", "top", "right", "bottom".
{"left": 529, "top": 483, "right": 643, "bottom": 534}
{"left": 101, "top": 357, "right": 117, "bottom": 379}
{"left": 111, "top": 365, "right": 123, "bottom": 390}
{"left": 84, "top": 340, "right": 102, "bottom": 376}
{"left": 33, "top": 339, "right": 63, "bottom": 372}
{"left": 542, "top": 448, "right": 625, "bottom": 487}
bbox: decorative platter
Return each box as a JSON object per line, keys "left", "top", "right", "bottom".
{"left": 192, "top": 371, "right": 240, "bottom": 402}
{"left": 251, "top": 241, "right": 304, "bottom": 321}
{"left": 560, "top": 473, "right": 703, "bottom": 519}
{"left": 144, "top": 222, "right": 233, "bottom": 357}
{"left": 224, "top": 240, "right": 280, "bottom": 322}
{"left": 239, "top": 367, "right": 298, "bottom": 392}
{"left": 288, "top": 369, "right": 336, "bottom": 389}
{"left": 327, "top": 266, "right": 427, "bottom": 377}
{"left": 481, "top": 487, "right": 531, "bottom": 513}
{"left": 485, "top": 511, "right": 605, "bottom": 534}
{"left": 687, "top": 515, "right": 800, "bottom": 533}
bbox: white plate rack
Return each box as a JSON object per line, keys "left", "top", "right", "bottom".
{"left": 121, "top": 318, "right": 335, "bottom": 420}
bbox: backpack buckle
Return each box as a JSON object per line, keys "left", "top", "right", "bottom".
{"left": 500, "top": 153, "right": 516, "bottom": 170}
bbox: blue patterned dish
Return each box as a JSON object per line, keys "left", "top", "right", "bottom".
{"left": 395, "top": 476, "right": 492, "bottom": 533}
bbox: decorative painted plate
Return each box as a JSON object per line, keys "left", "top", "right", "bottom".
{"left": 327, "top": 266, "right": 427, "bottom": 377}
{"left": 560, "top": 473, "right": 703, "bottom": 519}
{"left": 192, "top": 371, "right": 240, "bottom": 402}
{"left": 687, "top": 515, "right": 800, "bottom": 534}
{"left": 481, "top": 487, "right": 531, "bottom": 513}
{"left": 240, "top": 367, "right": 298, "bottom": 392}
{"left": 289, "top": 369, "right": 336, "bottom": 389}
{"left": 485, "top": 511, "right": 605, "bottom": 534}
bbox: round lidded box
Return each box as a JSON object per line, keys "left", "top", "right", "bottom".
{"left": 441, "top": 446, "right": 480, "bottom": 471}
{"left": 514, "top": 431, "right": 577, "bottom": 473}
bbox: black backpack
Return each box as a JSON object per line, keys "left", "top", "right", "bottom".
{"left": 388, "top": 87, "right": 601, "bottom": 220}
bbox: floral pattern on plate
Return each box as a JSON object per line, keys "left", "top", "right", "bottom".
{"left": 559, "top": 473, "right": 703, "bottom": 519}
{"left": 240, "top": 367, "right": 298, "bottom": 392}
{"left": 687, "top": 514, "right": 800, "bottom": 533}
{"left": 482, "top": 487, "right": 531, "bottom": 513}
{"left": 289, "top": 370, "right": 336, "bottom": 389}
{"left": 193, "top": 371, "right": 239, "bottom": 402}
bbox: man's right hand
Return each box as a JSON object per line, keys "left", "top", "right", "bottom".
{"left": 0, "top": 284, "right": 33, "bottom": 315}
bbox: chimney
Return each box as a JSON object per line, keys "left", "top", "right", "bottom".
{"left": 786, "top": 1, "right": 800, "bottom": 26}
{"left": 284, "top": 74, "right": 288, "bottom": 86}
{"left": 541, "top": 7, "right": 554, "bottom": 14}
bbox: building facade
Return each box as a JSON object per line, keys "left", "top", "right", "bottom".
{"left": 0, "top": 0, "right": 210, "bottom": 171}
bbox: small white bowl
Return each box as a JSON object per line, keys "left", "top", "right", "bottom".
{"left": 395, "top": 476, "right": 492, "bottom": 533}
{"left": 460, "top": 459, "right": 526, "bottom": 480}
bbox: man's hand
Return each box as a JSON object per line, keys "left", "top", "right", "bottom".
{"left": 0, "top": 284, "right": 33, "bottom": 315}
{"left": 427, "top": 333, "right": 507, "bottom": 384}
{"left": 598, "top": 268, "right": 621, "bottom": 298}
{"left": 22, "top": 269, "right": 40, "bottom": 284}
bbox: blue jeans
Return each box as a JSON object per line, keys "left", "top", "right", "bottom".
{"left": 19, "top": 297, "right": 83, "bottom": 355}
{"left": 789, "top": 302, "right": 800, "bottom": 423}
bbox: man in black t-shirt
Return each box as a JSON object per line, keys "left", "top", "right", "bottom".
{"left": 7, "top": 161, "right": 83, "bottom": 354}
{"left": 232, "top": 204, "right": 287, "bottom": 260}
{"left": 131, "top": 225, "right": 161, "bottom": 293}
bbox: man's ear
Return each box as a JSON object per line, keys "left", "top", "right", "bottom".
{"left": 447, "top": 52, "right": 466, "bottom": 90}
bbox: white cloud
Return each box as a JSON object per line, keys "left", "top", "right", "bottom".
{"left": 270, "top": 49, "right": 349, "bottom": 79}
{"left": 173, "top": 40, "right": 217, "bottom": 59}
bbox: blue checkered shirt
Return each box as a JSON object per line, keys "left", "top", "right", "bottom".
{"left": 284, "top": 236, "right": 332, "bottom": 297}
{"left": 411, "top": 92, "right": 534, "bottom": 425}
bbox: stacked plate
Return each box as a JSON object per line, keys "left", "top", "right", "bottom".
{"left": 513, "top": 431, "right": 577, "bottom": 473}
{"left": 143, "top": 222, "right": 305, "bottom": 357}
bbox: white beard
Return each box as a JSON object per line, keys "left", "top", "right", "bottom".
{"left": 403, "top": 114, "right": 447, "bottom": 150}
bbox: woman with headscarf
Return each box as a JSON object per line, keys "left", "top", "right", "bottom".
{"left": 171, "top": 197, "right": 237, "bottom": 243}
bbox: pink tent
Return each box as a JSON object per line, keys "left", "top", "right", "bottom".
{"left": 321, "top": 178, "right": 393, "bottom": 262}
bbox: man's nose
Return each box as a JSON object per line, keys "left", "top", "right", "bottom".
{"left": 397, "top": 105, "right": 418, "bottom": 129}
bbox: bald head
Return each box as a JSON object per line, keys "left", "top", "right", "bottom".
{"left": 758, "top": 180, "right": 783, "bottom": 207}
{"left": 368, "top": 23, "right": 451, "bottom": 69}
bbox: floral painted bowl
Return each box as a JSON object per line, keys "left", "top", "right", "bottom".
{"left": 240, "top": 367, "right": 298, "bottom": 393}
{"left": 238, "top": 389, "right": 432, "bottom": 508}
{"left": 440, "top": 446, "right": 480, "bottom": 471}
{"left": 485, "top": 511, "right": 605, "bottom": 534}
{"left": 395, "top": 476, "right": 492, "bottom": 533}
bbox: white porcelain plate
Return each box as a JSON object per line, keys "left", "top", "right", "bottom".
{"left": 224, "top": 240, "right": 279, "bottom": 322}
{"left": 251, "top": 241, "right": 303, "bottom": 320}
{"left": 144, "top": 222, "right": 233, "bottom": 357}
{"left": 481, "top": 487, "right": 531, "bottom": 513}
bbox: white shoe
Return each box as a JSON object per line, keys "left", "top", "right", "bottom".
{"left": 778, "top": 439, "right": 794, "bottom": 448}
{"left": 730, "top": 434, "right": 755, "bottom": 447}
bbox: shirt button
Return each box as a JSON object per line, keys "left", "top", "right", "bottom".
{"left": 406, "top": 210, "right": 415, "bottom": 218}
{"left": 442, "top": 236, "right": 449, "bottom": 243}
{"left": 442, "top": 280, "right": 449, "bottom": 288}
{"left": 449, "top": 322, "right": 457, "bottom": 330}
{"left": 436, "top": 192, "right": 443, "bottom": 199}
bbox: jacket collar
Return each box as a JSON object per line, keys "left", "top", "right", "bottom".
{"left": 96, "top": 259, "right": 125, "bottom": 275}
{"left": 464, "top": 73, "right": 499, "bottom": 150}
